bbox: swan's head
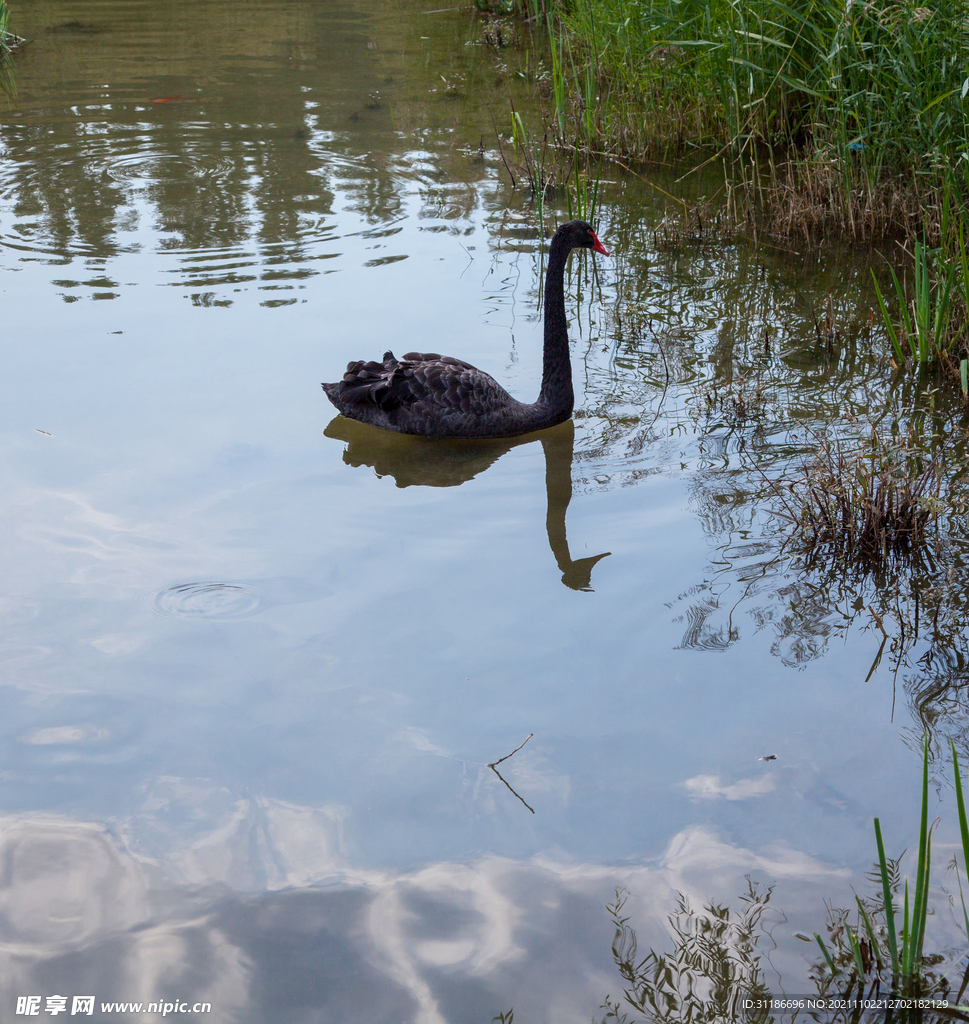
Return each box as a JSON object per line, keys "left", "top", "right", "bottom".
{"left": 556, "top": 219, "right": 610, "bottom": 257}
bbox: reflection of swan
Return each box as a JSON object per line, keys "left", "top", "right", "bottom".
{"left": 321, "top": 221, "right": 609, "bottom": 438}
{"left": 324, "top": 417, "right": 610, "bottom": 591}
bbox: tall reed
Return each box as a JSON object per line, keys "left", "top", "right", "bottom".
{"left": 0, "top": 0, "right": 18, "bottom": 53}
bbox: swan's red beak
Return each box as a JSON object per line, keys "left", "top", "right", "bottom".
{"left": 591, "top": 232, "right": 610, "bottom": 256}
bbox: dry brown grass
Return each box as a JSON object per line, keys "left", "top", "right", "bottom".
{"left": 733, "top": 151, "right": 937, "bottom": 243}
{"left": 770, "top": 429, "right": 944, "bottom": 568}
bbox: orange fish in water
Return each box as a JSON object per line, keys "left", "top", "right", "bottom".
{"left": 151, "top": 95, "right": 182, "bottom": 103}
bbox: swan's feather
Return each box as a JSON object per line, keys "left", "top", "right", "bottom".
{"left": 323, "top": 349, "right": 525, "bottom": 436}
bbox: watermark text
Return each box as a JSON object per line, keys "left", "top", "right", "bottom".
{"left": 16, "top": 996, "right": 212, "bottom": 1016}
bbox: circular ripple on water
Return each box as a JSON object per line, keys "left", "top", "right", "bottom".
{"left": 146, "top": 580, "right": 262, "bottom": 620}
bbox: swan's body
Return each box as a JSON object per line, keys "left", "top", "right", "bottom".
{"left": 322, "top": 220, "right": 609, "bottom": 439}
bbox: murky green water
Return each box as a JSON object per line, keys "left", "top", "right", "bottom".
{"left": 2, "top": 0, "right": 969, "bottom": 1020}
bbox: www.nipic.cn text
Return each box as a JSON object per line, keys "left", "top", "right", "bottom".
{"left": 16, "top": 996, "right": 213, "bottom": 1016}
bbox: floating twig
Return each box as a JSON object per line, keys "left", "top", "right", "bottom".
{"left": 491, "top": 766, "right": 535, "bottom": 814}
{"left": 488, "top": 732, "right": 533, "bottom": 769}
{"left": 487, "top": 732, "right": 535, "bottom": 814}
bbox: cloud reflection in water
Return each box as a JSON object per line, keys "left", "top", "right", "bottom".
{"left": 0, "top": 805, "right": 854, "bottom": 1023}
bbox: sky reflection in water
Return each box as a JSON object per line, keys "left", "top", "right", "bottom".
{"left": 1, "top": 0, "right": 968, "bottom": 1019}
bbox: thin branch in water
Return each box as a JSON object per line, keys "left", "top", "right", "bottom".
{"left": 487, "top": 733, "right": 536, "bottom": 814}
{"left": 491, "top": 765, "right": 535, "bottom": 814}
{"left": 650, "top": 323, "right": 671, "bottom": 387}
{"left": 489, "top": 732, "right": 533, "bottom": 768}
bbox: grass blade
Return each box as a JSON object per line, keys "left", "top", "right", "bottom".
{"left": 951, "top": 740, "right": 969, "bottom": 952}
{"left": 874, "top": 820, "right": 899, "bottom": 976}
{"left": 908, "top": 736, "right": 931, "bottom": 971}
{"left": 815, "top": 933, "right": 838, "bottom": 978}
{"left": 902, "top": 878, "right": 911, "bottom": 977}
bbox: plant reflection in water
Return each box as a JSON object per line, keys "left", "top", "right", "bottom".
{"left": 595, "top": 881, "right": 779, "bottom": 1024}
{"left": 592, "top": 880, "right": 961, "bottom": 1024}
{"left": 324, "top": 416, "right": 611, "bottom": 591}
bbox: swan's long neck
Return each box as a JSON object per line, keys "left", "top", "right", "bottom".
{"left": 538, "top": 237, "right": 574, "bottom": 415}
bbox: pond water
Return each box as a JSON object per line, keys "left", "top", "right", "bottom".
{"left": 2, "top": 0, "right": 969, "bottom": 1020}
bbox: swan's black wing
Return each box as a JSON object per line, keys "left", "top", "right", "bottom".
{"left": 324, "top": 350, "right": 516, "bottom": 418}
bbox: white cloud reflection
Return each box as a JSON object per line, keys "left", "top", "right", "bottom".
{"left": 21, "top": 725, "right": 109, "bottom": 745}
{"left": 684, "top": 772, "right": 777, "bottom": 800}
{"left": 0, "top": 797, "right": 881, "bottom": 1024}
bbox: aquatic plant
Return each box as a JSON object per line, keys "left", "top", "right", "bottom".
{"left": 0, "top": 0, "right": 10, "bottom": 51}
{"left": 502, "top": 107, "right": 555, "bottom": 228}
{"left": 874, "top": 242, "right": 957, "bottom": 370}
{"left": 808, "top": 737, "right": 969, "bottom": 1008}
{"left": 596, "top": 880, "right": 777, "bottom": 1023}
{"left": 592, "top": 743, "right": 969, "bottom": 1024}
{"left": 499, "top": 106, "right": 604, "bottom": 233}
{"left": 872, "top": 228, "right": 969, "bottom": 397}
{"left": 0, "top": 0, "right": 22, "bottom": 56}
{"left": 770, "top": 428, "right": 944, "bottom": 570}
{"left": 565, "top": 156, "right": 599, "bottom": 224}
{"left": 0, "top": 0, "right": 22, "bottom": 102}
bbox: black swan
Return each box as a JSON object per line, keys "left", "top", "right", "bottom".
{"left": 322, "top": 220, "right": 609, "bottom": 439}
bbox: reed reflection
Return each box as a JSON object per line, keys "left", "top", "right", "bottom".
{"left": 324, "top": 416, "right": 611, "bottom": 591}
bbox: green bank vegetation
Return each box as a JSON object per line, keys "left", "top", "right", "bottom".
{"left": 479, "top": 0, "right": 969, "bottom": 397}
{"left": 484, "top": 0, "right": 969, "bottom": 237}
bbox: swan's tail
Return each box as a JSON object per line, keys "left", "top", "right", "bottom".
{"left": 321, "top": 381, "right": 343, "bottom": 407}
{"left": 322, "top": 351, "right": 404, "bottom": 412}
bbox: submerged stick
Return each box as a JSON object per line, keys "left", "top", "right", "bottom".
{"left": 488, "top": 733, "right": 536, "bottom": 814}
{"left": 489, "top": 732, "right": 533, "bottom": 768}
{"left": 491, "top": 766, "right": 535, "bottom": 814}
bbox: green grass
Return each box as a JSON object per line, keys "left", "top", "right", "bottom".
{"left": 0, "top": 0, "right": 21, "bottom": 102}
{"left": 499, "top": 0, "right": 969, "bottom": 245}
{"left": 0, "top": 0, "right": 13, "bottom": 52}
{"left": 528, "top": 0, "right": 969, "bottom": 167}
{"left": 810, "top": 736, "right": 969, "bottom": 1002}
{"left": 872, "top": 223, "right": 969, "bottom": 391}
